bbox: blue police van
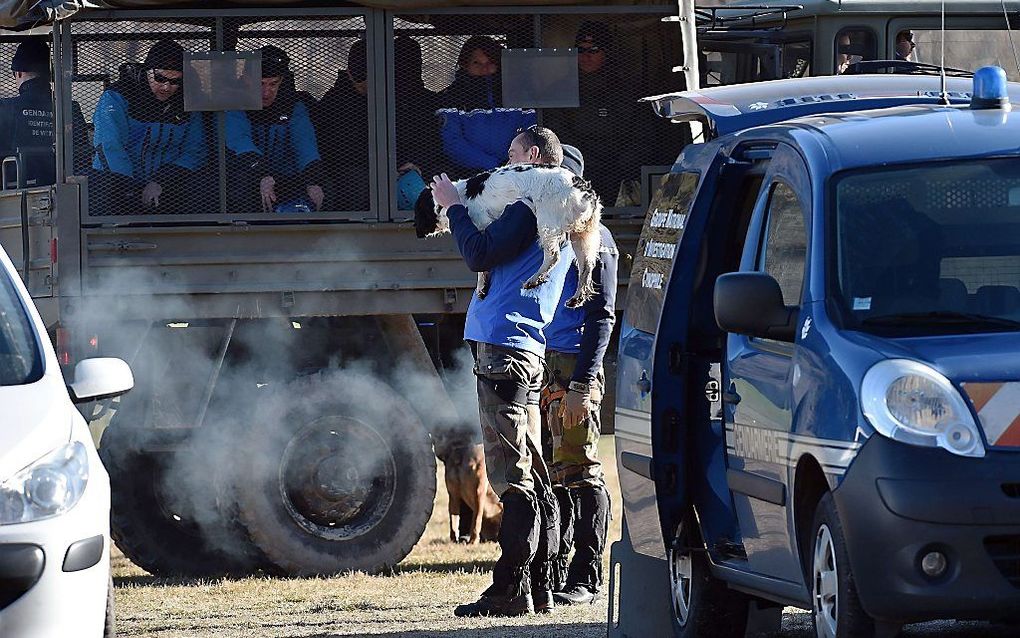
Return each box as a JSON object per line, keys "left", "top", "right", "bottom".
{"left": 610, "top": 70, "right": 1020, "bottom": 638}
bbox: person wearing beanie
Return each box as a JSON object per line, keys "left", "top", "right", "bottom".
{"left": 225, "top": 44, "right": 324, "bottom": 213}
{"left": 539, "top": 143, "right": 618, "bottom": 606}
{"left": 543, "top": 20, "right": 642, "bottom": 203}
{"left": 90, "top": 38, "right": 206, "bottom": 214}
{"left": 311, "top": 39, "right": 369, "bottom": 211}
{"left": 0, "top": 37, "right": 56, "bottom": 187}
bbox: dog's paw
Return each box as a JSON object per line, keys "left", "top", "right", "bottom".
{"left": 476, "top": 288, "right": 488, "bottom": 300}
{"left": 522, "top": 275, "right": 549, "bottom": 290}
{"left": 566, "top": 289, "right": 596, "bottom": 309}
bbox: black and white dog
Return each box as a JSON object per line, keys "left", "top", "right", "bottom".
{"left": 415, "top": 164, "right": 602, "bottom": 308}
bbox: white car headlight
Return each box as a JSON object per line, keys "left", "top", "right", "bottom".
{"left": 0, "top": 441, "right": 89, "bottom": 525}
{"left": 861, "top": 359, "right": 984, "bottom": 458}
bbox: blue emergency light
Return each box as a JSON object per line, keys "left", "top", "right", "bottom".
{"left": 971, "top": 65, "right": 1010, "bottom": 110}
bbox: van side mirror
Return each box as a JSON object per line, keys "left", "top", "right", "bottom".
{"left": 714, "top": 272, "right": 799, "bottom": 342}
{"left": 68, "top": 357, "right": 134, "bottom": 403}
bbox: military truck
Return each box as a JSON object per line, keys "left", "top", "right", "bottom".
{"left": 0, "top": 0, "right": 686, "bottom": 576}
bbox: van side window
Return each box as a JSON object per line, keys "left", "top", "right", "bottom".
{"left": 760, "top": 182, "right": 807, "bottom": 306}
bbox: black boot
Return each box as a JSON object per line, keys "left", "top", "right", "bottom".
{"left": 454, "top": 593, "right": 534, "bottom": 617}
{"left": 458, "top": 491, "right": 538, "bottom": 617}
{"left": 553, "top": 484, "right": 609, "bottom": 605}
{"left": 531, "top": 484, "right": 561, "bottom": 613}
{"left": 552, "top": 485, "right": 575, "bottom": 593}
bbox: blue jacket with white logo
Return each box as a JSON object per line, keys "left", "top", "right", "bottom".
{"left": 449, "top": 200, "right": 573, "bottom": 357}
{"left": 438, "top": 108, "right": 536, "bottom": 173}
{"left": 546, "top": 224, "right": 619, "bottom": 382}
{"left": 226, "top": 93, "right": 321, "bottom": 180}
{"left": 92, "top": 75, "right": 205, "bottom": 183}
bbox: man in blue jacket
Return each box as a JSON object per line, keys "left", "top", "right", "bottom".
{"left": 539, "top": 144, "right": 618, "bottom": 606}
{"left": 226, "top": 45, "right": 324, "bottom": 213}
{"left": 431, "top": 126, "right": 573, "bottom": 617}
{"left": 91, "top": 39, "right": 206, "bottom": 215}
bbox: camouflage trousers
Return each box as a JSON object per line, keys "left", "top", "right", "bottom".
{"left": 471, "top": 341, "right": 560, "bottom": 596}
{"left": 540, "top": 350, "right": 605, "bottom": 488}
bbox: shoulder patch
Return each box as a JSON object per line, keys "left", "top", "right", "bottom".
{"left": 464, "top": 172, "right": 490, "bottom": 199}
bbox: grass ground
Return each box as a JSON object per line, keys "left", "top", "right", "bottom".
{"left": 111, "top": 437, "right": 624, "bottom": 637}
{"left": 111, "top": 436, "right": 1016, "bottom": 638}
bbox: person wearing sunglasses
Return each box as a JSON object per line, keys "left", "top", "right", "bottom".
{"left": 543, "top": 21, "right": 639, "bottom": 204}
{"left": 896, "top": 30, "right": 916, "bottom": 62}
{"left": 90, "top": 39, "right": 206, "bottom": 214}
{"left": 226, "top": 45, "right": 324, "bottom": 214}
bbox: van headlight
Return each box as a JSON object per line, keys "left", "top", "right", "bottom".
{"left": 0, "top": 441, "right": 89, "bottom": 525}
{"left": 861, "top": 360, "right": 984, "bottom": 458}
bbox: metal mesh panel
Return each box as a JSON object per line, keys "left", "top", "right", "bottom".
{"left": 393, "top": 10, "right": 684, "bottom": 211}
{"left": 71, "top": 19, "right": 216, "bottom": 216}
{"left": 392, "top": 13, "right": 530, "bottom": 207}
{"left": 229, "top": 16, "right": 370, "bottom": 214}
{"left": 70, "top": 15, "right": 372, "bottom": 217}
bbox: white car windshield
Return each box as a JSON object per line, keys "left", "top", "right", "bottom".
{"left": 0, "top": 268, "right": 42, "bottom": 385}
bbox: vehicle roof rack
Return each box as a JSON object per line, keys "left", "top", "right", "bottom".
{"left": 663, "top": 3, "right": 803, "bottom": 33}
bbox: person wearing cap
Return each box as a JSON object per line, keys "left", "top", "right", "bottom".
{"left": 429, "top": 125, "right": 572, "bottom": 618}
{"left": 226, "top": 45, "right": 324, "bottom": 213}
{"left": 538, "top": 143, "right": 617, "bottom": 606}
{"left": 543, "top": 21, "right": 640, "bottom": 203}
{"left": 0, "top": 37, "right": 55, "bottom": 188}
{"left": 311, "top": 39, "right": 369, "bottom": 211}
{"left": 90, "top": 39, "right": 206, "bottom": 214}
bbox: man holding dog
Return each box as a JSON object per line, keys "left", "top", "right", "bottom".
{"left": 430, "top": 126, "right": 572, "bottom": 617}
{"left": 540, "top": 147, "right": 617, "bottom": 604}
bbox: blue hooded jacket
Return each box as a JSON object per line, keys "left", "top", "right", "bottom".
{"left": 438, "top": 107, "right": 536, "bottom": 173}
{"left": 225, "top": 83, "right": 321, "bottom": 180}
{"left": 92, "top": 74, "right": 205, "bottom": 182}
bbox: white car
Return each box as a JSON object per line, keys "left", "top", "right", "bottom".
{"left": 0, "top": 245, "right": 132, "bottom": 637}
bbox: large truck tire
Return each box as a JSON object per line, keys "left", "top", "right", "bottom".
{"left": 99, "top": 425, "right": 265, "bottom": 577}
{"left": 231, "top": 372, "right": 437, "bottom": 576}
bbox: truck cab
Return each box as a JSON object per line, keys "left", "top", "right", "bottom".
{"left": 611, "top": 69, "right": 1020, "bottom": 637}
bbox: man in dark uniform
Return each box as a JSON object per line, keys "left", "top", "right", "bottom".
{"left": 0, "top": 37, "right": 55, "bottom": 188}
{"left": 429, "top": 126, "right": 572, "bottom": 617}
{"left": 539, "top": 145, "right": 618, "bottom": 605}
{"left": 542, "top": 21, "right": 639, "bottom": 203}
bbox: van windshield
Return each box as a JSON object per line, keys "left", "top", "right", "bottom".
{"left": 901, "top": 29, "right": 1020, "bottom": 81}
{"left": 0, "top": 267, "right": 43, "bottom": 385}
{"left": 834, "top": 158, "right": 1020, "bottom": 335}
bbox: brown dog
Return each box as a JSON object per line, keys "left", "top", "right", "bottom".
{"left": 442, "top": 442, "right": 502, "bottom": 544}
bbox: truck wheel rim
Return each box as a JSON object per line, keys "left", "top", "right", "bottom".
{"left": 669, "top": 539, "right": 693, "bottom": 626}
{"left": 813, "top": 524, "right": 838, "bottom": 638}
{"left": 278, "top": 415, "right": 397, "bottom": 541}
